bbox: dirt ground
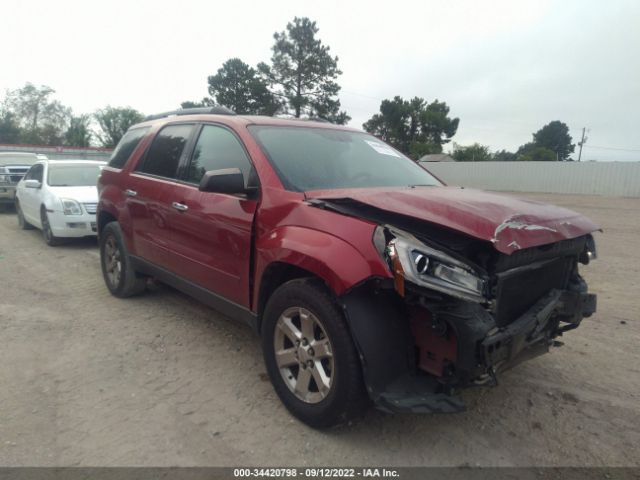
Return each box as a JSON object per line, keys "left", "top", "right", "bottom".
{"left": 0, "top": 192, "right": 638, "bottom": 467}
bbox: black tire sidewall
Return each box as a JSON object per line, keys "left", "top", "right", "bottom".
{"left": 16, "top": 202, "right": 25, "bottom": 228}
{"left": 262, "top": 279, "right": 365, "bottom": 428}
{"left": 99, "top": 222, "right": 142, "bottom": 297}
{"left": 40, "top": 209, "right": 60, "bottom": 246}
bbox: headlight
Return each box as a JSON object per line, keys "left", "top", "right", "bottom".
{"left": 579, "top": 234, "right": 597, "bottom": 264}
{"left": 376, "top": 226, "right": 486, "bottom": 303}
{"left": 61, "top": 198, "right": 83, "bottom": 215}
{"left": 0, "top": 167, "right": 7, "bottom": 184}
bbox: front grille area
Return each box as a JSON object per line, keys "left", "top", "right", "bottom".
{"left": 83, "top": 203, "right": 97, "bottom": 214}
{"left": 492, "top": 256, "right": 575, "bottom": 327}
{"left": 6, "top": 167, "right": 29, "bottom": 184}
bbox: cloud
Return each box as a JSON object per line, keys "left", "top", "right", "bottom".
{"left": 2, "top": 0, "right": 638, "bottom": 160}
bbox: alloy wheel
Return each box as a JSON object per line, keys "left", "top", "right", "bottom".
{"left": 103, "top": 235, "right": 122, "bottom": 288}
{"left": 274, "top": 307, "right": 334, "bottom": 403}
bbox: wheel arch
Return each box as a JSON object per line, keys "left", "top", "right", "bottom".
{"left": 254, "top": 226, "right": 382, "bottom": 332}
{"left": 97, "top": 209, "right": 118, "bottom": 236}
{"left": 255, "top": 261, "right": 322, "bottom": 333}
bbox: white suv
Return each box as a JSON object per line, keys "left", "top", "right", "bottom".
{"left": 15, "top": 159, "right": 106, "bottom": 245}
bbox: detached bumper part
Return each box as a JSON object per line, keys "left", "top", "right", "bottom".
{"left": 342, "top": 283, "right": 595, "bottom": 415}
{"left": 482, "top": 289, "right": 596, "bottom": 371}
{"left": 341, "top": 286, "right": 466, "bottom": 415}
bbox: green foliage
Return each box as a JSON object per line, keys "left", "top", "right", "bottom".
{"left": 363, "top": 96, "right": 459, "bottom": 159}
{"left": 258, "top": 17, "right": 349, "bottom": 123}
{"left": 408, "top": 141, "right": 442, "bottom": 159}
{"left": 207, "top": 58, "right": 279, "bottom": 115}
{"left": 452, "top": 143, "right": 492, "bottom": 162}
{"left": 94, "top": 106, "right": 144, "bottom": 148}
{"left": 532, "top": 121, "right": 574, "bottom": 160}
{"left": 515, "top": 121, "right": 574, "bottom": 161}
{"left": 518, "top": 145, "right": 557, "bottom": 161}
{"left": 0, "top": 110, "right": 22, "bottom": 144}
{"left": 3, "top": 83, "right": 70, "bottom": 145}
{"left": 64, "top": 114, "right": 93, "bottom": 147}
{"left": 493, "top": 149, "right": 517, "bottom": 161}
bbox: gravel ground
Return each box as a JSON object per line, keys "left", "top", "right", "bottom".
{"left": 0, "top": 193, "right": 638, "bottom": 467}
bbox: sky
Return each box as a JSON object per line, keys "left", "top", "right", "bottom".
{"left": 2, "top": 0, "right": 639, "bottom": 161}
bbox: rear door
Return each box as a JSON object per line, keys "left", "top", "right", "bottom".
{"left": 125, "top": 123, "right": 196, "bottom": 269}
{"left": 163, "top": 123, "right": 259, "bottom": 307}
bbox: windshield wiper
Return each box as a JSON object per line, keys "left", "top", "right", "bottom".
{"left": 408, "top": 184, "right": 437, "bottom": 188}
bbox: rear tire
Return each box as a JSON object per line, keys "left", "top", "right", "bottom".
{"left": 262, "top": 278, "right": 368, "bottom": 428}
{"left": 16, "top": 201, "right": 34, "bottom": 230}
{"left": 100, "top": 221, "right": 146, "bottom": 297}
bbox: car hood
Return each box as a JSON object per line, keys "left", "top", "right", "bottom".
{"left": 49, "top": 185, "right": 99, "bottom": 203}
{"left": 306, "top": 186, "right": 600, "bottom": 254}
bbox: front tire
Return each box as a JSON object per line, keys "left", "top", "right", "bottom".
{"left": 40, "top": 208, "right": 63, "bottom": 246}
{"left": 99, "top": 222, "right": 146, "bottom": 297}
{"left": 262, "top": 278, "right": 368, "bottom": 428}
{"left": 16, "top": 201, "right": 34, "bottom": 230}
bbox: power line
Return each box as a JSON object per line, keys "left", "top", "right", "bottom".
{"left": 340, "top": 89, "right": 383, "bottom": 102}
{"left": 583, "top": 144, "right": 640, "bottom": 152}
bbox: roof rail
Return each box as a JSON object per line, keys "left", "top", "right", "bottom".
{"left": 144, "top": 106, "right": 236, "bottom": 121}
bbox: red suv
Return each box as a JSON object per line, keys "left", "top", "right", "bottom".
{"left": 97, "top": 107, "right": 598, "bottom": 427}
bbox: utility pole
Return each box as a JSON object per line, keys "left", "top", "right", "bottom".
{"left": 578, "top": 127, "right": 587, "bottom": 162}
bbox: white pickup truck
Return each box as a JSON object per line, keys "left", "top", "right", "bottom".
{"left": 0, "top": 152, "right": 48, "bottom": 210}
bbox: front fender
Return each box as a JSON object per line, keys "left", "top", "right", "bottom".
{"left": 255, "top": 226, "right": 382, "bottom": 299}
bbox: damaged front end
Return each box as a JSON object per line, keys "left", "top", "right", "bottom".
{"left": 342, "top": 225, "right": 597, "bottom": 414}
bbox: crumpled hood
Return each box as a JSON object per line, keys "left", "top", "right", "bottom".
{"left": 307, "top": 186, "right": 600, "bottom": 254}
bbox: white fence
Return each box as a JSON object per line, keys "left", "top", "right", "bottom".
{"left": 0, "top": 144, "right": 112, "bottom": 162}
{"left": 424, "top": 161, "right": 640, "bottom": 197}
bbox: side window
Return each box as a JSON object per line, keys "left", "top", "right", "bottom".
{"left": 108, "top": 127, "right": 149, "bottom": 169}
{"left": 27, "top": 164, "right": 44, "bottom": 182}
{"left": 184, "top": 125, "right": 253, "bottom": 186}
{"left": 23, "top": 166, "right": 35, "bottom": 180}
{"left": 138, "top": 124, "right": 193, "bottom": 179}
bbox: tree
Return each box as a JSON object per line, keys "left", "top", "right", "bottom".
{"left": 3, "top": 83, "right": 70, "bottom": 145}
{"left": 518, "top": 145, "right": 557, "bottom": 161}
{"left": 363, "top": 96, "right": 459, "bottom": 159}
{"left": 452, "top": 143, "right": 492, "bottom": 162}
{"left": 64, "top": 114, "right": 93, "bottom": 147}
{"left": 206, "top": 58, "right": 279, "bottom": 115}
{"left": 180, "top": 100, "right": 212, "bottom": 109}
{"left": 0, "top": 110, "right": 22, "bottom": 144}
{"left": 531, "top": 121, "right": 574, "bottom": 160}
{"left": 258, "top": 17, "right": 349, "bottom": 123}
{"left": 94, "top": 106, "right": 144, "bottom": 148}
{"left": 493, "top": 149, "right": 517, "bottom": 161}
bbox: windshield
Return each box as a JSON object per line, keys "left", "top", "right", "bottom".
{"left": 47, "top": 164, "right": 103, "bottom": 187}
{"left": 248, "top": 126, "right": 442, "bottom": 191}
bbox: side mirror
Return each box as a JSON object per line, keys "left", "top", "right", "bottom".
{"left": 25, "top": 179, "right": 41, "bottom": 189}
{"left": 199, "top": 168, "right": 246, "bottom": 194}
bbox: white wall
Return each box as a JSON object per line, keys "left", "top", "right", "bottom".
{"left": 424, "top": 161, "right": 640, "bottom": 197}
{"left": 0, "top": 144, "right": 112, "bottom": 162}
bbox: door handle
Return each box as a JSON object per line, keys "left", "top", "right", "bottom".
{"left": 172, "top": 201, "right": 188, "bottom": 212}
{"left": 125, "top": 189, "right": 137, "bottom": 197}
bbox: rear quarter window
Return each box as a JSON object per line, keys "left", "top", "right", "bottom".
{"left": 108, "top": 127, "right": 150, "bottom": 169}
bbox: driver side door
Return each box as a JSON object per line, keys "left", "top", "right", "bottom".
{"left": 19, "top": 163, "right": 44, "bottom": 225}
{"left": 163, "top": 123, "right": 259, "bottom": 308}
